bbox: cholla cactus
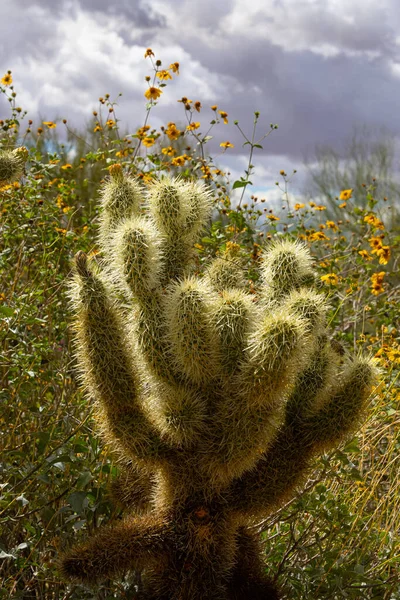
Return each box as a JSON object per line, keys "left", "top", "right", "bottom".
{"left": 0, "top": 146, "right": 28, "bottom": 186}
{"left": 60, "top": 165, "right": 376, "bottom": 599}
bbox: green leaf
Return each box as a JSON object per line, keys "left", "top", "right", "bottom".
{"left": 232, "top": 180, "right": 248, "bottom": 190}
{"left": 67, "top": 491, "right": 88, "bottom": 514}
{"left": 77, "top": 471, "right": 93, "bottom": 489}
{"left": 0, "top": 305, "right": 14, "bottom": 317}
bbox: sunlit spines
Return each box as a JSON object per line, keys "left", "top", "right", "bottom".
{"left": 0, "top": 146, "right": 28, "bottom": 186}
{"left": 164, "top": 277, "right": 221, "bottom": 383}
{"left": 213, "top": 289, "right": 253, "bottom": 376}
{"left": 281, "top": 289, "right": 328, "bottom": 335}
{"left": 99, "top": 164, "right": 143, "bottom": 249}
{"left": 113, "top": 216, "right": 161, "bottom": 297}
{"left": 147, "top": 178, "right": 190, "bottom": 237}
{"left": 71, "top": 251, "right": 167, "bottom": 464}
{"left": 146, "top": 382, "right": 208, "bottom": 446}
{"left": 181, "top": 179, "right": 213, "bottom": 239}
{"left": 237, "top": 309, "right": 310, "bottom": 406}
{"left": 306, "top": 355, "right": 378, "bottom": 449}
{"left": 261, "top": 239, "right": 315, "bottom": 303}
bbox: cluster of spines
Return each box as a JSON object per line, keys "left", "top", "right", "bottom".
{"left": 0, "top": 146, "right": 28, "bottom": 186}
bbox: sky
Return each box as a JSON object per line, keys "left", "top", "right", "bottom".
{"left": 1, "top": 0, "right": 400, "bottom": 202}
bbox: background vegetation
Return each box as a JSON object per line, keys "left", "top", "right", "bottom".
{"left": 1, "top": 53, "right": 399, "bottom": 599}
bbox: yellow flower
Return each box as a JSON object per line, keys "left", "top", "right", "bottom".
{"left": 339, "top": 188, "right": 353, "bottom": 201}
{"left": 194, "top": 101, "right": 202, "bottom": 112}
{"left": 43, "top": 121, "right": 57, "bottom": 129}
{"left": 364, "top": 214, "right": 384, "bottom": 230}
{"left": 162, "top": 146, "right": 176, "bottom": 156}
{"left": 186, "top": 122, "right": 200, "bottom": 131}
{"left": 370, "top": 271, "right": 385, "bottom": 296}
{"left": 211, "top": 105, "right": 218, "bottom": 111}
{"left": 144, "top": 87, "right": 162, "bottom": 100}
{"left": 321, "top": 273, "right": 339, "bottom": 286}
{"left": 156, "top": 70, "right": 172, "bottom": 81}
{"left": 169, "top": 62, "right": 180, "bottom": 74}
{"left": 326, "top": 220, "right": 338, "bottom": 231}
{"left": 142, "top": 137, "right": 155, "bottom": 148}
{"left": 339, "top": 202, "right": 347, "bottom": 209}
{"left": 220, "top": 141, "right": 234, "bottom": 149}
{"left": 358, "top": 249, "right": 372, "bottom": 261}
{"left": 136, "top": 125, "right": 151, "bottom": 139}
{"left": 61, "top": 164, "right": 72, "bottom": 170}
{"left": 219, "top": 111, "right": 228, "bottom": 124}
{"left": 308, "top": 232, "right": 329, "bottom": 241}
{"left": 144, "top": 48, "right": 155, "bottom": 58}
{"left": 387, "top": 347, "right": 400, "bottom": 363}
{"left": 94, "top": 124, "right": 102, "bottom": 132}
{"left": 106, "top": 119, "right": 115, "bottom": 128}
{"left": 1, "top": 73, "right": 12, "bottom": 86}
{"left": 294, "top": 203, "right": 305, "bottom": 210}
{"left": 377, "top": 246, "right": 390, "bottom": 265}
{"left": 165, "top": 122, "right": 180, "bottom": 141}
{"left": 315, "top": 205, "right": 326, "bottom": 211}
{"left": 369, "top": 236, "right": 384, "bottom": 254}
{"left": 171, "top": 155, "right": 186, "bottom": 166}
{"left": 267, "top": 215, "right": 280, "bottom": 221}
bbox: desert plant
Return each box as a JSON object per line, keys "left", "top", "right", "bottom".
{"left": 0, "top": 146, "right": 28, "bottom": 185}
{"left": 58, "top": 164, "right": 377, "bottom": 599}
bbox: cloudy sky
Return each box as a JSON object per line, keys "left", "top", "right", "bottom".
{"left": 1, "top": 0, "right": 400, "bottom": 201}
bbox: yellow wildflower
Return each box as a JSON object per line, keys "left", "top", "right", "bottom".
{"left": 156, "top": 70, "right": 172, "bottom": 81}
{"left": 326, "top": 220, "right": 338, "bottom": 231}
{"left": 315, "top": 205, "right": 326, "bottom": 211}
{"left": 377, "top": 246, "right": 390, "bottom": 265}
{"left": 308, "top": 232, "right": 329, "bottom": 241}
{"left": 106, "top": 119, "right": 115, "bottom": 128}
{"left": 144, "top": 48, "right": 155, "bottom": 58}
{"left": 370, "top": 271, "right": 385, "bottom": 296}
{"left": 169, "top": 62, "right": 179, "bottom": 74}
{"left": 339, "top": 202, "right": 347, "bottom": 209}
{"left": 43, "top": 121, "right": 56, "bottom": 129}
{"left": 142, "top": 137, "right": 155, "bottom": 148}
{"left": 321, "top": 273, "right": 339, "bottom": 286}
{"left": 94, "top": 124, "right": 102, "bottom": 132}
{"left": 165, "top": 122, "right": 180, "bottom": 141}
{"left": 61, "top": 164, "right": 72, "bottom": 170}
{"left": 171, "top": 155, "right": 186, "bottom": 166}
{"left": 211, "top": 105, "right": 218, "bottom": 111}
{"left": 358, "top": 249, "right": 372, "bottom": 261}
{"left": 219, "top": 111, "right": 228, "bottom": 124}
{"left": 220, "top": 141, "right": 234, "bottom": 149}
{"left": 144, "top": 87, "right": 162, "bottom": 100}
{"left": 1, "top": 73, "right": 12, "bottom": 86}
{"left": 294, "top": 203, "right": 305, "bottom": 210}
{"left": 387, "top": 347, "right": 400, "bottom": 363}
{"left": 364, "top": 214, "right": 384, "bottom": 230}
{"left": 162, "top": 146, "right": 176, "bottom": 156}
{"left": 267, "top": 215, "right": 280, "bottom": 221}
{"left": 339, "top": 189, "right": 353, "bottom": 201}
{"left": 186, "top": 122, "right": 200, "bottom": 131}
{"left": 194, "top": 101, "right": 202, "bottom": 112}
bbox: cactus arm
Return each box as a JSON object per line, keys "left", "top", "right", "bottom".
{"left": 0, "top": 146, "right": 28, "bottom": 186}
{"left": 72, "top": 251, "right": 169, "bottom": 463}
{"left": 59, "top": 515, "right": 170, "bottom": 583}
{"left": 229, "top": 356, "right": 376, "bottom": 516}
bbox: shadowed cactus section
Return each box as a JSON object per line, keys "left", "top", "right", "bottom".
{"left": 0, "top": 146, "right": 28, "bottom": 186}
{"left": 60, "top": 165, "right": 377, "bottom": 599}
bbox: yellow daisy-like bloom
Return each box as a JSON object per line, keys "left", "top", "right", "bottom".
{"left": 314, "top": 205, "right": 326, "bottom": 211}
{"left": 171, "top": 156, "right": 186, "bottom": 167}
{"left": 169, "top": 62, "right": 179, "bottom": 74}
{"left": 220, "top": 141, "right": 234, "bottom": 149}
{"left": 106, "top": 119, "right": 116, "bottom": 128}
{"left": 61, "top": 164, "right": 72, "bottom": 170}
{"left": 186, "top": 122, "right": 200, "bottom": 131}
{"left": 267, "top": 215, "right": 280, "bottom": 221}
{"left": 211, "top": 105, "right": 218, "bottom": 111}
{"left": 144, "top": 48, "right": 154, "bottom": 58}
{"left": 326, "top": 220, "right": 338, "bottom": 231}
{"left": 387, "top": 347, "right": 400, "bottom": 363}
{"left": 43, "top": 121, "right": 57, "bottom": 129}
{"left": 156, "top": 70, "right": 172, "bottom": 81}
{"left": 161, "top": 146, "right": 176, "bottom": 156}
{"left": 144, "top": 87, "right": 162, "bottom": 100}
{"left": 369, "top": 236, "right": 383, "bottom": 253}
{"left": 194, "top": 101, "right": 202, "bottom": 112}
{"left": 364, "top": 214, "right": 384, "bottom": 230}
{"left": 294, "top": 203, "right": 305, "bottom": 210}
{"left": 308, "top": 232, "right": 329, "bottom": 241}
{"left": 165, "top": 122, "right": 180, "bottom": 141}
{"left": 142, "top": 137, "right": 155, "bottom": 148}
{"left": 219, "top": 110, "right": 228, "bottom": 124}
{"left": 320, "top": 273, "right": 339, "bottom": 286}
{"left": 136, "top": 125, "right": 151, "bottom": 139}
{"left": 339, "top": 188, "right": 353, "bottom": 201}
{"left": 377, "top": 245, "right": 391, "bottom": 265}
{"left": 358, "top": 249, "right": 372, "bottom": 261}
{"left": 370, "top": 271, "right": 385, "bottom": 296}
{"left": 1, "top": 73, "right": 12, "bottom": 86}
{"left": 94, "top": 124, "right": 102, "bottom": 132}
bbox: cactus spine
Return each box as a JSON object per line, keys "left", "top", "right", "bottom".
{"left": 60, "top": 165, "right": 376, "bottom": 599}
{"left": 0, "top": 146, "right": 28, "bottom": 186}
